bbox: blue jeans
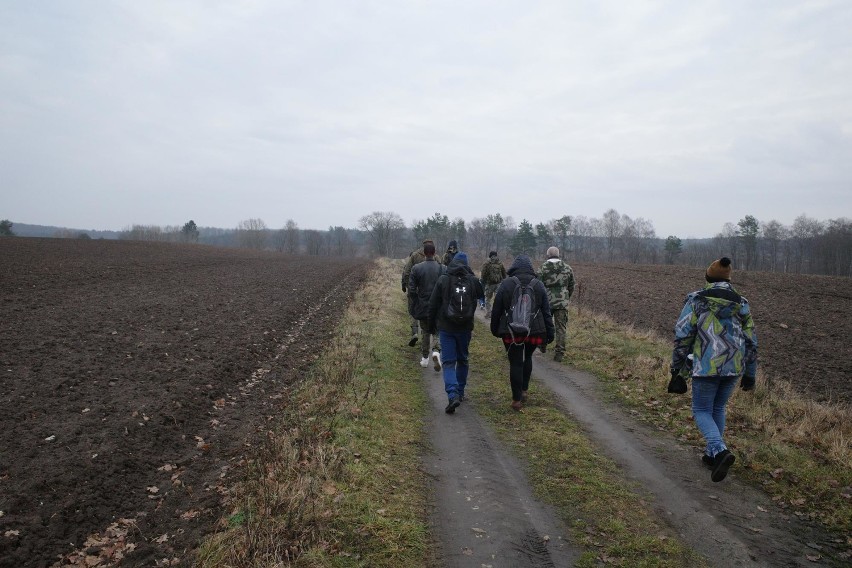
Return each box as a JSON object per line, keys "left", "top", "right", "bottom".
{"left": 692, "top": 376, "right": 738, "bottom": 457}
{"left": 438, "top": 330, "right": 471, "bottom": 401}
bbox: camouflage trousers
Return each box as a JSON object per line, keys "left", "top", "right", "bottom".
{"left": 417, "top": 319, "right": 439, "bottom": 358}
{"left": 552, "top": 308, "right": 569, "bottom": 356}
{"left": 484, "top": 284, "right": 500, "bottom": 315}
{"left": 407, "top": 296, "right": 420, "bottom": 339}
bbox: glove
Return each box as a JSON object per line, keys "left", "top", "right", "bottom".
{"left": 740, "top": 375, "right": 755, "bottom": 391}
{"left": 667, "top": 370, "right": 688, "bottom": 394}
{"left": 538, "top": 344, "right": 547, "bottom": 353}
{"left": 402, "top": 284, "right": 407, "bottom": 293}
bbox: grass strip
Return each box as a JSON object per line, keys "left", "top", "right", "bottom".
{"left": 197, "top": 259, "right": 433, "bottom": 567}
{"left": 566, "top": 306, "right": 851, "bottom": 538}
{"left": 466, "top": 329, "right": 706, "bottom": 567}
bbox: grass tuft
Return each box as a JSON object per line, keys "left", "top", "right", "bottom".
{"left": 467, "top": 328, "right": 706, "bottom": 567}
{"left": 197, "top": 260, "right": 432, "bottom": 567}
{"left": 565, "top": 306, "right": 851, "bottom": 536}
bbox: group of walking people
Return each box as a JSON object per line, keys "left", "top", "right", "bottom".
{"left": 403, "top": 240, "right": 759, "bottom": 484}
{"left": 403, "top": 240, "right": 576, "bottom": 413}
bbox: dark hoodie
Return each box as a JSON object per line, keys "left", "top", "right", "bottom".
{"left": 490, "top": 255, "right": 554, "bottom": 341}
{"left": 427, "top": 252, "right": 484, "bottom": 332}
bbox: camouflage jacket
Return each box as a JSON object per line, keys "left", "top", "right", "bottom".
{"left": 537, "top": 259, "right": 575, "bottom": 310}
{"left": 402, "top": 249, "right": 428, "bottom": 290}
{"left": 480, "top": 258, "right": 507, "bottom": 285}
{"left": 441, "top": 249, "right": 457, "bottom": 266}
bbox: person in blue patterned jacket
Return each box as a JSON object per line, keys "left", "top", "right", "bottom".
{"left": 670, "top": 257, "right": 758, "bottom": 483}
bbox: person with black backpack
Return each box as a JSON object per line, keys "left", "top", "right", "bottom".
{"left": 490, "top": 254, "right": 554, "bottom": 411}
{"left": 427, "top": 251, "right": 484, "bottom": 414}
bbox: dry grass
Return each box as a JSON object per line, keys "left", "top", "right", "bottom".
{"left": 196, "top": 260, "right": 431, "bottom": 567}
{"left": 566, "top": 306, "right": 852, "bottom": 535}
{"left": 467, "top": 331, "right": 707, "bottom": 567}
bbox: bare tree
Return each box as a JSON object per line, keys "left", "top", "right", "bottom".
{"left": 482, "top": 213, "right": 512, "bottom": 255}
{"left": 569, "top": 215, "right": 596, "bottom": 261}
{"left": 283, "top": 219, "right": 300, "bottom": 254}
{"left": 713, "top": 223, "right": 739, "bottom": 265}
{"left": 237, "top": 218, "right": 268, "bottom": 250}
{"left": 790, "top": 214, "right": 823, "bottom": 273}
{"left": 816, "top": 218, "right": 851, "bottom": 276}
{"left": 761, "top": 219, "right": 787, "bottom": 272}
{"left": 304, "top": 229, "right": 325, "bottom": 256}
{"left": 328, "top": 226, "right": 355, "bottom": 256}
{"left": 622, "top": 216, "right": 656, "bottom": 263}
{"left": 601, "top": 208, "right": 622, "bottom": 261}
{"left": 120, "top": 224, "right": 181, "bottom": 242}
{"left": 358, "top": 211, "right": 406, "bottom": 257}
{"left": 466, "top": 217, "right": 488, "bottom": 256}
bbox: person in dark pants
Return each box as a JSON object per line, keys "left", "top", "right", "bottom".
{"left": 490, "top": 255, "right": 554, "bottom": 411}
{"left": 401, "top": 239, "right": 436, "bottom": 346}
{"left": 427, "top": 251, "right": 484, "bottom": 414}
{"left": 408, "top": 242, "right": 444, "bottom": 369}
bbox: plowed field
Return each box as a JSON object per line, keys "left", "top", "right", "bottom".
{"left": 0, "top": 238, "right": 370, "bottom": 567}
{"left": 571, "top": 262, "right": 851, "bottom": 403}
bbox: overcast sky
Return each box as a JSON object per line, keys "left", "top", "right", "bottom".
{"left": 2, "top": 1, "right": 850, "bottom": 238}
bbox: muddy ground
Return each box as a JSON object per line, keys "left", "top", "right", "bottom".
{"left": 570, "top": 262, "right": 851, "bottom": 403}
{"left": 0, "top": 238, "right": 370, "bottom": 568}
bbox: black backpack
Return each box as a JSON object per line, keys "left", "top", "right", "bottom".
{"left": 444, "top": 274, "right": 476, "bottom": 325}
{"left": 507, "top": 276, "right": 540, "bottom": 342}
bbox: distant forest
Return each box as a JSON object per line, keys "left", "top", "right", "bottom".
{"left": 3, "top": 209, "right": 850, "bottom": 277}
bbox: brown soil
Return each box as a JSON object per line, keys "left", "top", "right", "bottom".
{"left": 570, "top": 262, "right": 852, "bottom": 404}
{"left": 0, "top": 238, "right": 371, "bottom": 568}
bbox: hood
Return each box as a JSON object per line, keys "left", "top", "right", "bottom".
{"left": 447, "top": 252, "right": 473, "bottom": 276}
{"left": 507, "top": 254, "right": 535, "bottom": 276}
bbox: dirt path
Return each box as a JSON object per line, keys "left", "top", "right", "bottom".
{"left": 421, "top": 362, "right": 580, "bottom": 567}
{"left": 530, "top": 353, "right": 835, "bottom": 567}
{"left": 420, "top": 316, "right": 840, "bottom": 567}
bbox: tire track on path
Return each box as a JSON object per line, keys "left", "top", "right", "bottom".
{"left": 420, "top": 362, "right": 580, "bottom": 567}
{"left": 530, "top": 353, "right": 838, "bottom": 567}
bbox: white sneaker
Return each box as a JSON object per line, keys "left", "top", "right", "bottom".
{"left": 419, "top": 356, "right": 429, "bottom": 368}
{"left": 432, "top": 351, "right": 442, "bottom": 371}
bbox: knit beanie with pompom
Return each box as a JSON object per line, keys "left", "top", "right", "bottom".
{"left": 706, "top": 257, "right": 733, "bottom": 282}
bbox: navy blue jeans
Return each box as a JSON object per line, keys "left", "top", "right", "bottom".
{"left": 438, "top": 330, "right": 471, "bottom": 401}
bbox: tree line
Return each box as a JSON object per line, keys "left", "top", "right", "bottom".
{"left": 3, "top": 211, "right": 848, "bottom": 276}
{"left": 356, "top": 210, "right": 850, "bottom": 277}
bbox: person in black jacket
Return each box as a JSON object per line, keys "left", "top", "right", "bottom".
{"left": 490, "top": 254, "right": 555, "bottom": 411}
{"left": 408, "top": 242, "right": 445, "bottom": 369}
{"left": 427, "top": 252, "right": 484, "bottom": 414}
